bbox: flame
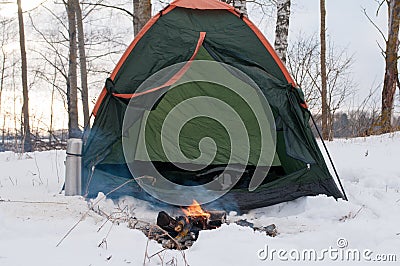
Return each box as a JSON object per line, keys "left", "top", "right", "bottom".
{"left": 182, "top": 200, "right": 210, "bottom": 219}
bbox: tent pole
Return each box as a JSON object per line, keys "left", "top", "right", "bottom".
{"left": 310, "top": 114, "right": 348, "bottom": 201}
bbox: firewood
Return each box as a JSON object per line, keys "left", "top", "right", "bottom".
{"left": 157, "top": 211, "right": 179, "bottom": 232}
{"left": 235, "top": 219, "right": 254, "bottom": 228}
{"left": 154, "top": 208, "right": 227, "bottom": 250}
{"left": 207, "top": 210, "right": 226, "bottom": 227}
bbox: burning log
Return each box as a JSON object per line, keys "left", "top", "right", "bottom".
{"left": 156, "top": 211, "right": 180, "bottom": 237}
{"left": 154, "top": 201, "right": 227, "bottom": 249}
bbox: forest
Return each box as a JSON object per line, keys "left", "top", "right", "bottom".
{"left": 0, "top": 0, "right": 399, "bottom": 152}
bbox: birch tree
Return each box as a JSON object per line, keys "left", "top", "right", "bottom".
{"left": 233, "top": 0, "right": 248, "bottom": 15}
{"left": 221, "top": 0, "right": 247, "bottom": 15}
{"left": 17, "top": 0, "right": 32, "bottom": 151}
{"left": 274, "top": 0, "right": 291, "bottom": 64}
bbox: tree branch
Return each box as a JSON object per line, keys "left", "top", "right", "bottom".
{"left": 81, "top": 2, "right": 135, "bottom": 19}
{"left": 362, "top": 7, "right": 387, "bottom": 42}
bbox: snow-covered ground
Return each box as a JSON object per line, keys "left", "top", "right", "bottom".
{"left": 1, "top": 133, "right": 400, "bottom": 265}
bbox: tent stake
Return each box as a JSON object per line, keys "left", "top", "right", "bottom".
{"left": 310, "top": 114, "right": 348, "bottom": 201}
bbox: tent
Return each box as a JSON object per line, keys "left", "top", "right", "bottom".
{"left": 82, "top": 0, "right": 344, "bottom": 210}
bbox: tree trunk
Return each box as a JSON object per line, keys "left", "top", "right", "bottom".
{"left": 17, "top": 0, "right": 32, "bottom": 152}
{"left": 49, "top": 53, "right": 57, "bottom": 146}
{"left": 74, "top": 0, "right": 89, "bottom": 128}
{"left": 274, "top": 0, "right": 291, "bottom": 64}
{"left": 381, "top": 0, "right": 400, "bottom": 133}
{"left": 133, "top": 0, "right": 139, "bottom": 35}
{"left": 2, "top": 115, "right": 5, "bottom": 147}
{"left": 67, "top": 0, "right": 80, "bottom": 138}
{"left": 133, "top": 0, "right": 151, "bottom": 36}
{"left": 221, "top": 0, "right": 247, "bottom": 15}
{"left": 0, "top": 20, "right": 7, "bottom": 118}
{"left": 232, "top": 0, "right": 247, "bottom": 15}
{"left": 320, "top": 0, "right": 329, "bottom": 140}
{"left": 0, "top": 46, "right": 5, "bottom": 122}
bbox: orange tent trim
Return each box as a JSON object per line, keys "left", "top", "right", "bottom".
{"left": 238, "top": 13, "right": 297, "bottom": 87}
{"left": 112, "top": 32, "right": 207, "bottom": 100}
{"left": 168, "top": 0, "right": 234, "bottom": 11}
{"left": 92, "top": 0, "right": 302, "bottom": 116}
{"left": 92, "top": 5, "right": 176, "bottom": 116}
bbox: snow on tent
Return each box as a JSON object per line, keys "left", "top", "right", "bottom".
{"left": 82, "top": 0, "right": 345, "bottom": 210}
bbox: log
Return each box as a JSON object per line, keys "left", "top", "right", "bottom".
{"left": 157, "top": 211, "right": 179, "bottom": 233}
{"left": 207, "top": 210, "right": 226, "bottom": 227}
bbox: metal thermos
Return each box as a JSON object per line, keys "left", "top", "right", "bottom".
{"left": 65, "top": 138, "right": 83, "bottom": 196}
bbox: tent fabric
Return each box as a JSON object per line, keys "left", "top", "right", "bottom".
{"left": 82, "top": 0, "right": 343, "bottom": 210}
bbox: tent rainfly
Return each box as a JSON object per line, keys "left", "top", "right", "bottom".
{"left": 82, "top": 0, "right": 345, "bottom": 210}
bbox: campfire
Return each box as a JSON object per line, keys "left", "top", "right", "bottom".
{"left": 141, "top": 200, "right": 277, "bottom": 250}
{"left": 151, "top": 200, "right": 226, "bottom": 249}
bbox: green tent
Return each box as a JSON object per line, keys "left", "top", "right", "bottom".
{"left": 83, "top": 0, "right": 344, "bottom": 210}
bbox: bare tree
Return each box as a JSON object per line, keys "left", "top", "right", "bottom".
{"left": 287, "top": 33, "right": 320, "bottom": 110}
{"left": 364, "top": 1, "right": 400, "bottom": 133}
{"left": 0, "top": 18, "right": 15, "bottom": 149}
{"left": 17, "top": 0, "right": 32, "bottom": 151}
{"left": 381, "top": 0, "right": 400, "bottom": 132}
{"left": 274, "top": 0, "right": 290, "bottom": 64}
{"left": 320, "top": 0, "right": 329, "bottom": 140}
{"left": 66, "top": 0, "right": 80, "bottom": 138}
{"left": 287, "top": 33, "right": 355, "bottom": 138}
{"left": 29, "top": 0, "right": 130, "bottom": 129}
{"left": 325, "top": 42, "right": 355, "bottom": 137}
{"left": 74, "top": 0, "right": 89, "bottom": 127}
{"left": 347, "top": 85, "right": 381, "bottom": 137}
{"left": 0, "top": 18, "right": 14, "bottom": 120}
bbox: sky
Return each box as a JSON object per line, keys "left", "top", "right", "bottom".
{"left": 253, "top": 0, "right": 388, "bottom": 105}
{"left": 0, "top": 0, "right": 45, "bottom": 13}
{"left": 0, "top": 0, "right": 392, "bottom": 131}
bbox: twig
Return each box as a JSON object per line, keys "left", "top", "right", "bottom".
{"left": 33, "top": 152, "right": 43, "bottom": 185}
{"left": 105, "top": 221, "right": 115, "bottom": 239}
{"left": 56, "top": 179, "right": 136, "bottom": 247}
{"left": 148, "top": 248, "right": 166, "bottom": 259}
{"left": 151, "top": 225, "right": 182, "bottom": 250}
{"left": 375, "top": 0, "right": 386, "bottom": 16}
{"left": 55, "top": 150, "right": 60, "bottom": 184}
{"left": 8, "top": 176, "right": 15, "bottom": 186}
{"left": 81, "top": 2, "right": 135, "bottom": 18}
{"left": 362, "top": 7, "right": 387, "bottom": 42}
{"left": 142, "top": 224, "right": 189, "bottom": 266}
{"left": 152, "top": 225, "right": 189, "bottom": 266}
{"left": 98, "top": 238, "right": 107, "bottom": 249}
{"left": 353, "top": 205, "right": 364, "bottom": 218}
{"left": 0, "top": 199, "right": 67, "bottom": 205}
{"left": 97, "top": 215, "right": 111, "bottom": 233}
{"left": 143, "top": 226, "right": 153, "bottom": 266}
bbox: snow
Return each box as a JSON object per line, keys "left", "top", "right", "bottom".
{"left": 1, "top": 134, "right": 400, "bottom": 265}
